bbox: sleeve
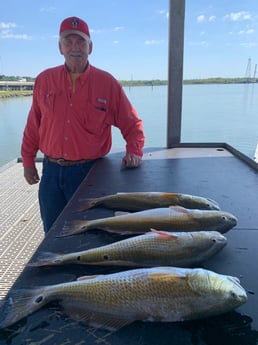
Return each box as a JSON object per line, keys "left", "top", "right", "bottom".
{"left": 21, "top": 78, "right": 41, "bottom": 167}
{"left": 114, "top": 85, "right": 145, "bottom": 157}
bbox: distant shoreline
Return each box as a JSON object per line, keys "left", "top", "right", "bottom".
{"left": 0, "top": 77, "right": 257, "bottom": 99}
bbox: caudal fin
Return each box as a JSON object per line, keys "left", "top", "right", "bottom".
{"left": 56, "top": 220, "right": 89, "bottom": 237}
{"left": 74, "top": 199, "right": 97, "bottom": 212}
{"left": 0, "top": 288, "right": 47, "bottom": 329}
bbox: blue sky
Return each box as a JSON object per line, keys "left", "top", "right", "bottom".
{"left": 0, "top": 0, "right": 257, "bottom": 80}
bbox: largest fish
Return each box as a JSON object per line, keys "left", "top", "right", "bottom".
{"left": 76, "top": 192, "right": 220, "bottom": 212}
{"left": 0, "top": 267, "right": 247, "bottom": 331}
{"left": 59, "top": 206, "right": 237, "bottom": 237}
{"left": 29, "top": 230, "right": 227, "bottom": 268}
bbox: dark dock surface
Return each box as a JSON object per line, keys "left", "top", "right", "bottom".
{"left": 0, "top": 146, "right": 257, "bottom": 345}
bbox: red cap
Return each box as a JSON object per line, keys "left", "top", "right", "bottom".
{"left": 59, "top": 17, "right": 90, "bottom": 40}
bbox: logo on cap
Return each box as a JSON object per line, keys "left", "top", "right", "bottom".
{"left": 71, "top": 18, "right": 80, "bottom": 28}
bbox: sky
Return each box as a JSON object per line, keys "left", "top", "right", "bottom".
{"left": 0, "top": 0, "right": 257, "bottom": 80}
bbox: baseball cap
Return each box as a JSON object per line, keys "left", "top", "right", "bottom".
{"left": 59, "top": 17, "right": 90, "bottom": 40}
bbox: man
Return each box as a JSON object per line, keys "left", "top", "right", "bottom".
{"left": 21, "top": 16, "right": 145, "bottom": 233}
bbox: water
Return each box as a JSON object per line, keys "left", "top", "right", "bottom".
{"left": 0, "top": 83, "right": 257, "bottom": 167}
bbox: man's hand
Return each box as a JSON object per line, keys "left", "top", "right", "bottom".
{"left": 24, "top": 167, "right": 40, "bottom": 185}
{"left": 121, "top": 154, "right": 142, "bottom": 169}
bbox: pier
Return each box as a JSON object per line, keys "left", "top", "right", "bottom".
{"left": 0, "top": 80, "right": 34, "bottom": 91}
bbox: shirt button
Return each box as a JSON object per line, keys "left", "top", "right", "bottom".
{"left": 66, "top": 119, "right": 70, "bottom": 124}
{"left": 69, "top": 103, "right": 73, "bottom": 107}
{"left": 64, "top": 136, "right": 68, "bottom": 141}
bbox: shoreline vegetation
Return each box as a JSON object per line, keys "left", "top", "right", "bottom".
{"left": 0, "top": 77, "right": 257, "bottom": 99}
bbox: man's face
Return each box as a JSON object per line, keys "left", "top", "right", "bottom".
{"left": 59, "top": 34, "right": 92, "bottom": 73}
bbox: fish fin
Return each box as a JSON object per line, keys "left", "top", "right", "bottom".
{"left": 114, "top": 211, "right": 130, "bottom": 216}
{"left": 61, "top": 300, "right": 134, "bottom": 331}
{"left": 56, "top": 220, "right": 89, "bottom": 237}
{"left": 27, "top": 252, "right": 63, "bottom": 267}
{"left": 75, "top": 198, "right": 98, "bottom": 212}
{"left": 149, "top": 272, "right": 185, "bottom": 283}
{"left": 77, "top": 274, "right": 105, "bottom": 281}
{"left": 169, "top": 205, "right": 189, "bottom": 213}
{"left": 0, "top": 288, "right": 47, "bottom": 329}
{"left": 207, "top": 198, "right": 220, "bottom": 210}
{"left": 150, "top": 228, "right": 178, "bottom": 240}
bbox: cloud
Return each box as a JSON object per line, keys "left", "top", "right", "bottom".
{"left": 240, "top": 42, "right": 257, "bottom": 48}
{"left": 113, "top": 26, "right": 124, "bottom": 32}
{"left": 209, "top": 16, "right": 216, "bottom": 22}
{"left": 144, "top": 39, "right": 165, "bottom": 45}
{"left": 0, "top": 33, "right": 32, "bottom": 40}
{"left": 197, "top": 15, "right": 205, "bottom": 23}
{"left": 158, "top": 9, "right": 169, "bottom": 18}
{"left": 0, "top": 22, "right": 32, "bottom": 40}
{"left": 39, "top": 7, "right": 56, "bottom": 13}
{"left": 223, "top": 11, "right": 252, "bottom": 21}
{"left": 0, "top": 22, "right": 17, "bottom": 29}
{"left": 238, "top": 29, "right": 255, "bottom": 35}
{"left": 188, "top": 41, "right": 209, "bottom": 47}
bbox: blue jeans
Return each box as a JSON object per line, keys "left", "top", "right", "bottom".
{"left": 38, "top": 158, "right": 95, "bottom": 233}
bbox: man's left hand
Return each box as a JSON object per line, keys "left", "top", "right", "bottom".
{"left": 121, "top": 154, "right": 142, "bottom": 169}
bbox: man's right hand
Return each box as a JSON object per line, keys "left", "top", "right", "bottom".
{"left": 24, "top": 167, "right": 40, "bottom": 185}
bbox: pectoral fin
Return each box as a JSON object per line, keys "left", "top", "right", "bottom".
{"left": 169, "top": 205, "right": 189, "bottom": 213}
{"left": 150, "top": 228, "right": 178, "bottom": 240}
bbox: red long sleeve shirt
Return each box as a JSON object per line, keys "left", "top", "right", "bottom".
{"left": 21, "top": 64, "right": 145, "bottom": 167}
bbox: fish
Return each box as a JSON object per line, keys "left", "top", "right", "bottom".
{"left": 0, "top": 267, "right": 247, "bottom": 331}
{"left": 29, "top": 230, "right": 227, "bottom": 268}
{"left": 76, "top": 192, "right": 220, "bottom": 212}
{"left": 59, "top": 206, "right": 237, "bottom": 237}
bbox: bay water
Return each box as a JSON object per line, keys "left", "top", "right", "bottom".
{"left": 0, "top": 83, "right": 257, "bottom": 167}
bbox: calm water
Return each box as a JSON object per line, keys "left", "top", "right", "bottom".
{"left": 0, "top": 83, "right": 257, "bottom": 167}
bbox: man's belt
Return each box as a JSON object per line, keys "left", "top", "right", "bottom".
{"left": 46, "top": 156, "right": 94, "bottom": 166}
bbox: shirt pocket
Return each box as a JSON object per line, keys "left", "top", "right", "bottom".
{"left": 84, "top": 101, "right": 113, "bottom": 135}
{"left": 39, "top": 91, "right": 62, "bottom": 118}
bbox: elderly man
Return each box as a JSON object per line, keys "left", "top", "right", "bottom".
{"left": 21, "top": 16, "right": 145, "bottom": 233}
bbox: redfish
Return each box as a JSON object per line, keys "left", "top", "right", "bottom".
{"left": 77, "top": 192, "right": 220, "bottom": 212}
{"left": 29, "top": 230, "right": 227, "bottom": 268}
{"left": 0, "top": 267, "right": 247, "bottom": 331}
{"left": 59, "top": 206, "right": 237, "bottom": 237}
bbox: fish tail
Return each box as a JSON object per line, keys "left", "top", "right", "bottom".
{"left": 0, "top": 288, "right": 47, "bottom": 329}
{"left": 27, "top": 252, "right": 63, "bottom": 267}
{"left": 75, "top": 199, "right": 97, "bottom": 212}
{"left": 56, "top": 220, "right": 89, "bottom": 237}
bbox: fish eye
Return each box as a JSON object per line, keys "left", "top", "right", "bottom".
{"left": 35, "top": 296, "right": 43, "bottom": 304}
{"left": 230, "top": 291, "right": 237, "bottom": 298}
{"left": 103, "top": 254, "right": 109, "bottom": 260}
{"left": 77, "top": 256, "right": 81, "bottom": 261}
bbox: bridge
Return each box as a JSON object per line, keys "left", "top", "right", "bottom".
{"left": 0, "top": 80, "right": 34, "bottom": 91}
